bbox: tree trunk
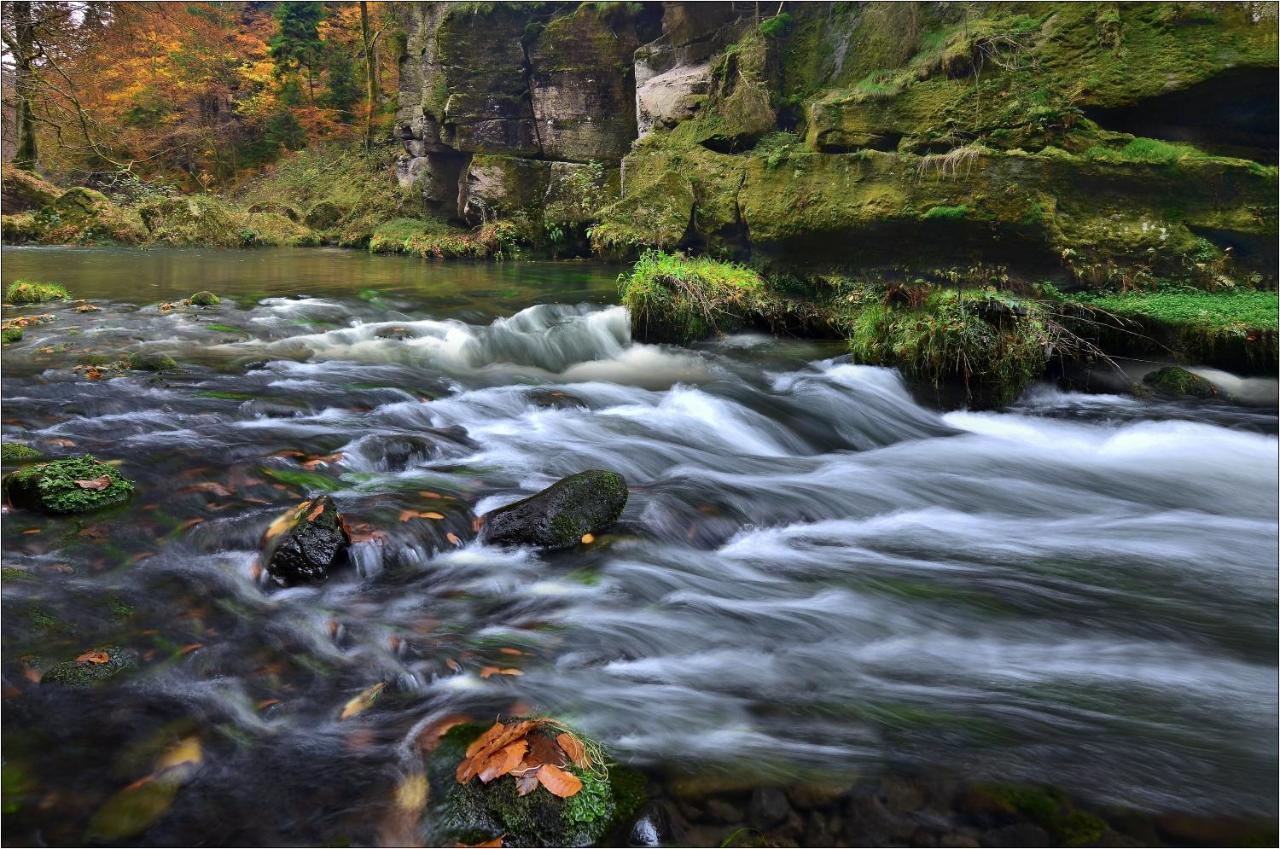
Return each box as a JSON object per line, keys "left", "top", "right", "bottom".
{"left": 360, "top": 1, "right": 376, "bottom": 151}
{"left": 12, "top": 1, "right": 40, "bottom": 170}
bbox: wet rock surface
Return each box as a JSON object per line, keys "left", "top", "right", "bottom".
{"left": 264, "top": 495, "right": 351, "bottom": 585}
{"left": 481, "top": 470, "right": 628, "bottom": 550}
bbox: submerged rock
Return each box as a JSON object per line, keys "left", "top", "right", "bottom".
{"left": 1142, "top": 366, "right": 1220, "bottom": 399}
{"left": 2, "top": 455, "right": 134, "bottom": 514}
{"left": 481, "top": 470, "right": 627, "bottom": 550}
{"left": 187, "top": 290, "right": 221, "bottom": 307}
{"left": 42, "top": 646, "right": 137, "bottom": 688}
{"left": 264, "top": 495, "right": 351, "bottom": 585}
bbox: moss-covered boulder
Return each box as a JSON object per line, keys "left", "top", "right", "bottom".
{"left": 3, "top": 455, "right": 134, "bottom": 515}
{"left": 187, "top": 291, "right": 220, "bottom": 307}
{"left": 303, "top": 200, "right": 345, "bottom": 230}
{"left": 1142, "top": 366, "right": 1220, "bottom": 398}
{"left": 429, "top": 720, "right": 644, "bottom": 847}
{"left": 263, "top": 495, "right": 351, "bottom": 586}
{"left": 41, "top": 646, "right": 137, "bottom": 688}
{"left": 137, "top": 195, "right": 244, "bottom": 247}
{"left": 126, "top": 351, "right": 179, "bottom": 372}
{"left": 481, "top": 470, "right": 628, "bottom": 550}
{"left": 2, "top": 326, "right": 23, "bottom": 344}
{"left": 1, "top": 165, "right": 62, "bottom": 214}
{"left": 1, "top": 443, "right": 43, "bottom": 465}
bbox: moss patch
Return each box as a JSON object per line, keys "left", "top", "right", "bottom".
{"left": 1, "top": 443, "right": 43, "bottom": 465}
{"left": 41, "top": 646, "right": 136, "bottom": 688}
{"left": 3, "top": 455, "right": 135, "bottom": 514}
{"left": 6, "top": 280, "right": 69, "bottom": 305}
{"left": 1143, "top": 366, "right": 1219, "bottom": 399}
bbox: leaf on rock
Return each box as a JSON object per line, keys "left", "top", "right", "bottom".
{"left": 306, "top": 499, "right": 325, "bottom": 522}
{"left": 556, "top": 732, "right": 591, "bottom": 769}
{"left": 455, "top": 838, "right": 504, "bottom": 848}
{"left": 74, "top": 475, "right": 112, "bottom": 491}
{"left": 514, "top": 769, "right": 540, "bottom": 797}
{"left": 422, "top": 511, "right": 445, "bottom": 520}
{"left": 528, "top": 733, "right": 568, "bottom": 769}
{"left": 76, "top": 650, "right": 111, "bottom": 664}
{"left": 477, "top": 739, "right": 528, "bottom": 783}
{"left": 418, "top": 713, "right": 473, "bottom": 753}
{"left": 580, "top": 533, "right": 595, "bottom": 544}
{"left": 339, "top": 682, "right": 386, "bottom": 720}
{"left": 535, "top": 764, "right": 582, "bottom": 798}
{"left": 464, "top": 722, "right": 506, "bottom": 759}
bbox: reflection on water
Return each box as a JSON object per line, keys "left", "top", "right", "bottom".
{"left": 2, "top": 248, "right": 1277, "bottom": 845}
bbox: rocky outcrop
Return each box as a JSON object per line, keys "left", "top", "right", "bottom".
{"left": 481, "top": 470, "right": 628, "bottom": 550}
{"left": 394, "top": 4, "right": 660, "bottom": 223}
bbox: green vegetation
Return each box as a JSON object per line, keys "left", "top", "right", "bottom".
{"left": 187, "top": 291, "right": 221, "bottom": 306}
{"left": 977, "top": 784, "right": 1108, "bottom": 847}
{"left": 1067, "top": 287, "right": 1278, "bottom": 333}
{"left": 260, "top": 465, "right": 343, "bottom": 493}
{"left": 2, "top": 455, "right": 135, "bottom": 514}
{"left": 6, "top": 280, "right": 69, "bottom": 304}
{"left": 1084, "top": 137, "right": 1208, "bottom": 165}
{"left": 1143, "top": 366, "right": 1219, "bottom": 399}
{"left": 1, "top": 443, "right": 43, "bottom": 464}
{"left": 41, "top": 647, "right": 136, "bottom": 688}
{"left": 367, "top": 217, "right": 522, "bottom": 259}
{"left": 620, "top": 251, "right": 769, "bottom": 343}
{"left": 921, "top": 204, "right": 968, "bottom": 220}
{"left": 2, "top": 326, "right": 23, "bottom": 344}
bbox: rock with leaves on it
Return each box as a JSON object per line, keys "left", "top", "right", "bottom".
{"left": 429, "top": 717, "right": 640, "bottom": 848}
{"left": 481, "top": 470, "right": 628, "bottom": 550}
{"left": 2, "top": 455, "right": 134, "bottom": 514}
{"left": 263, "top": 495, "right": 351, "bottom": 585}
{"left": 1142, "top": 366, "right": 1220, "bottom": 399}
{"left": 42, "top": 646, "right": 137, "bottom": 688}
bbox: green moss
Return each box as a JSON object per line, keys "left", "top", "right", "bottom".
{"left": 1, "top": 443, "right": 42, "bottom": 464}
{"left": 369, "top": 216, "right": 522, "bottom": 260}
{"left": 3, "top": 455, "right": 135, "bottom": 514}
{"left": 620, "top": 251, "right": 767, "bottom": 343}
{"left": 922, "top": 204, "right": 968, "bottom": 220}
{"left": 41, "top": 646, "right": 136, "bottom": 688}
{"left": 978, "top": 784, "right": 1107, "bottom": 847}
{"left": 126, "top": 352, "right": 179, "bottom": 372}
{"left": 1067, "top": 287, "right": 1278, "bottom": 332}
{"left": 1142, "top": 366, "right": 1219, "bottom": 399}
{"left": 6, "top": 280, "right": 69, "bottom": 304}
{"left": 188, "top": 291, "right": 221, "bottom": 306}
{"left": 260, "top": 466, "right": 343, "bottom": 493}
{"left": 1084, "top": 137, "right": 1209, "bottom": 165}
{"left": 205, "top": 324, "right": 248, "bottom": 335}
{"left": 2, "top": 326, "right": 23, "bottom": 344}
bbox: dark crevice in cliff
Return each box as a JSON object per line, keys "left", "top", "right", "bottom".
{"left": 1085, "top": 67, "right": 1279, "bottom": 163}
{"left": 518, "top": 40, "right": 546, "bottom": 159}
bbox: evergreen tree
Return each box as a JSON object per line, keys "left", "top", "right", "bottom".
{"left": 324, "top": 46, "right": 360, "bottom": 120}
{"left": 269, "top": 2, "right": 323, "bottom": 102}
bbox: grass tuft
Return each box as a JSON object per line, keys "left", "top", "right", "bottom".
{"left": 6, "top": 280, "right": 69, "bottom": 305}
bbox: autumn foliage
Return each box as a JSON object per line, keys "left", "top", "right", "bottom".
{"left": 455, "top": 719, "right": 595, "bottom": 801}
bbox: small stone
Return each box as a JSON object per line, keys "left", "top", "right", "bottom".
{"left": 749, "top": 787, "right": 791, "bottom": 830}
{"left": 1142, "top": 366, "right": 1219, "bottom": 399}
{"left": 705, "top": 798, "right": 745, "bottom": 824}
{"left": 265, "top": 495, "right": 351, "bottom": 585}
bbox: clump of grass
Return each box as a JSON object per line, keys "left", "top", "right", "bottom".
{"left": 620, "top": 251, "right": 768, "bottom": 343}
{"left": 849, "top": 287, "right": 1071, "bottom": 407}
{"left": 1, "top": 443, "right": 42, "bottom": 464}
{"left": 2, "top": 326, "right": 22, "bottom": 344}
{"left": 6, "top": 280, "right": 69, "bottom": 305}
{"left": 1067, "top": 286, "right": 1277, "bottom": 332}
{"left": 369, "top": 217, "right": 523, "bottom": 260}
{"left": 922, "top": 204, "right": 969, "bottom": 220}
{"left": 1084, "top": 137, "right": 1207, "bottom": 165}
{"left": 916, "top": 144, "right": 987, "bottom": 178}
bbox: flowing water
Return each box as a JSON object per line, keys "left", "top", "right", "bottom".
{"left": 2, "top": 247, "right": 1277, "bottom": 846}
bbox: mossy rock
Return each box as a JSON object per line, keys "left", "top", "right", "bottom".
{"left": 1, "top": 164, "right": 62, "bottom": 214}
{"left": 2, "top": 326, "right": 23, "bottom": 344}
{"left": 1142, "top": 366, "right": 1220, "bottom": 399}
{"left": 3, "top": 454, "right": 135, "bottom": 515}
{"left": 126, "top": 351, "right": 179, "bottom": 372}
{"left": 6, "top": 280, "right": 69, "bottom": 305}
{"left": 187, "top": 291, "right": 221, "bottom": 307}
{"left": 2, "top": 212, "right": 43, "bottom": 243}
{"left": 429, "top": 722, "right": 642, "bottom": 848}
{"left": 481, "top": 470, "right": 628, "bottom": 550}
{"left": 974, "top": 784, "right": 1108, "bottom": 847}
{"left": 1, "top": 443, "right": 42, "bottom": 465}
{"left": 41, "top": 646, "right": 137, "bottom": 688}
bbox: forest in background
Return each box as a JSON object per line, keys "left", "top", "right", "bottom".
{"left": 1, "top": 1, "right": 403, "bottom": 192}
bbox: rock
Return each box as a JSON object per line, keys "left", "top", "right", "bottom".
{"left": 2, "top": 165, "right": 62, "bottom": 214}
{"left": 264, "top": 495, "right": 351, "bottom": 586}
{"left": 1, "top": 443, "right": 43, "bottom": 465}
{"left": 1142, "top": 366, "right": 1220, "bottom": 399}
{"left": 2, "top": 455, "right": 134, "bottom": 514}
{"left": 637, "top": 61, "right": 711, "bottom": 136}
{"left": 42, "top": 646, "right": 137, "bottom": 688}
{"left": 187, "top": 290, "right": 221, "bottom": 306}
{"left": 788, "top": 781, "right": 854, "bottom": 810}
{"left": 705, "top": 798, "right": 746, "bottom": 824}
{"left": 247, "top": 202, "right": 300, "bottom": 222}
{"left": 374, "top": 325, "right": 417, "bottom": 340}
{"left": 127, "top": 351, "right": 178, "bottom": 372}
{"left": 628, "top": 802, "right": 676, "bottom": 847}
{"left": 748, "top": 787, "right": 791, "bottom": 830}
{"left": 482, "top": 470, "right": 628, "bottom": 550}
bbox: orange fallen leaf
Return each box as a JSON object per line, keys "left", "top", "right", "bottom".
{"left": 257, "top": 698, "right": 281, "bottom": 710}
{"left": 464, "top": 722, "right": 506, "bottom": 759}
{"left": 536, "top": 764, "right": 582, "bottom": 798}
{"left": 455, "top": 838, "right": 503, "bottom": 848}
{"left": 418, "top": 491, "right": 443, "bottom": 499}
{"left": 422, "top": 511, "right": 445, "bottom": 520}
{"left": 446, "top": 659, "right": 461, "bottom": 673}
{"left": 418, "top": 714, "right": 473, "bottom": 753}
{"left": 499, "top": 648, "right": 524, "bottom": 657}
{"left": 306, "top": 499, "right": 325, "bottom": 522}
{"left": 76, "top": 651, "right": 111, "bottom": 664}
{"left": 479, "top": 666, "right": 499, "bottom": 679}
{"left": 22, "top": 528, "right": 40, "bottom": 535}
{"left": 477, "top": 740, "right": 528, "bottom": 783}
{"left": 556, "top": 732, "right": 591, "bottom": 769}
{"left": 446, "top": 532, "right": 461, "bottom": 546}
{"left": 179, "top": 482, "right": 234, "bottom": 498}
{"left": 580, "top": 533, "right": 595, "bottom": 545}
{"left": 74, "top": 475, "right": 113, "bottom": 491}
{"left": 339, "top": 682, "right": 386, "bottom": 720}
{"left": 47, "top": 438, "right": 76, "bottom": 448}
{"left": 84, "top": 367, "right": 103, "bottom": 381}
{"left": 178, "top": 643, "right": 203, "bottom": 656}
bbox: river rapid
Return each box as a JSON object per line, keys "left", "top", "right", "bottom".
{"left": 2, "top": 247, "right": 1276, "bottom": 846}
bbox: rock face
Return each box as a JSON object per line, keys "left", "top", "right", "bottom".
{"left": 2, "top": 455, "right": 135, "bottom": 514}
{"left": 481, "top": 470, "right": 628, "bottom": 550}
{"left": 265, "top": 495, "right": 351, "bottom": 585}
{"left": 395, "top": 4, "right": 660, "bottom": 222}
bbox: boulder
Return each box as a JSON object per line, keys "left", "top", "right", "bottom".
{"left": 637, "top": 62, "right": 712, "bottom": 136}
{"left": 1142, "top": 366, "right": 1220, "bottom": 399}
{"left": 482, "top": 470, "right": 628, "bottom": 549}
{"left": 1, "top": 165, "right": 61, "bottom": 214}
{"left": 41, "top": 646, "right": 137, "bottom": 688}
{"left": 264, "top": 495, "right": 351, "bottom": 585}
{"left": 2, "top": 455, "right": 134, "bottom": 514}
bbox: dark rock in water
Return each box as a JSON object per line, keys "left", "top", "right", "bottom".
{"left": 978, "top": 822, "right": 1053, "bottom": 847}
{"left": 481, "top": 470, "right": 627, "bottom": 550}
{"left": 1142, "top": 366, "right": 1220, "bottom": 399}
{"left": 2, "top": 454, "right": 134, "bottom": 514}
{"left": 42, "top": 646, "right": 137, "bottom": 688}
{"left": 704, "top": 798, "right": 745, "bottom": 824}
{"left": 374, "top": 325, "right": 417, "bottom": 340}
{"left": 265, "top": 495, "right": 351, "bottom": 585}
{"left": 749, "top": 787, "right": 791, "bottom": 830}
{"left": 526, "top": 388, "right": 588, "bottom": 410}
{"left": 127, "top": 351, "right": 178, "bottom": 372}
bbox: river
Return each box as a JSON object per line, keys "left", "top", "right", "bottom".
{"left": 2, "top": 247, "right": 1276, "bottom": 846}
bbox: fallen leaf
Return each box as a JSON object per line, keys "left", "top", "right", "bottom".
{"left": 515, "top": 769, "right": 540, "bottom": 796}
{"left": 446, "top": 658, "right": 461, "bottom": 673}
{"left": 178, "top": 482, "right": 234, "bottom": 498}
{"left": 47, "top": 438, "right": 76, "bottom": 448}
{"left": 580, "top": 533, "right": 595, "bottom": 544}
{"left": 535, "top": 764, "right": 582, "bottom": 798}
{"left": 464, "top": 722, "right": 506, "bottom": 759}
{"left": 479, "top": 666, "right": 499, "bottom": 679}
{"left": 446, "top": 532, "right": 461, "bottom": 546}
{"left": 256, "top": 698, "right": 281, "bottom": 711}
{"left": 21, "top": 528, "right": 40, "bottom": 535}
{"left": 395, "top": 773, "right": 429, "bottom": 812}
{"left": 418, "top": 714, "right": 473, "bottom": 753}
{"left": 178, "top": 643, "right": 203, "bottom": 656}
{"left": 499, "top": 647, "right": 524, "bottom": 657}
{"left": 85, "top": 367, "right": 103, "bottom": 381}
{"left": 156, "top": 736, "right": 202, "bottom": 771}
{"left": 528, "top": 733, "right": 568, "bottom": 769}
{"left": 74, "top": 475, "right": 112, "bottom": 491}
{"left": 455, "top": 838, "right": 503, "bottom": 848}
{"left": 418, "top": 491, "right": 442, "bottom": 499}
{"left": 422, "top": 511, "right": 445, "bottom": 520}
{"left": 339, "top": 682, "right": 386, "bottom": 720}
{"left": 76, "top": 651, "right": 111, "bottom": 665}
{"left": 556, "top": 732, "right": 591, "bottom": 769}
{"left": 306, "top": 499, "right": 325, "bottom": 521}
{"left": 477, "top": 739, "right": 528, "bottom": 783}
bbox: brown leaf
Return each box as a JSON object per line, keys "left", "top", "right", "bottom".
{"left": 580, "top": 533, "right": 595, "bottom": 545}
{"left": 535, "top": 764, "right": 582, "bottom": 798}
{"left": 446, "top": 531, "right": 461, "bottom": 546}
{"left": 479, "top": 666, "right": 500, "bottom": 679}
{"left": 422, "top": 511, "right": 445, "bottom": 520}
{"left": 76, "top": 651, "right": 110, "bottom": 665}
{"left": 464, "top": 722, "right": 505, "bottom": 759}
{"left": 74, "top": 475, "right": 112, "bottom": 491}
{"left": 556, "top": 732, "right": 591, "bottom": 769}
{"left": 499, "top": 648, "right": 525, "bottom": 657}
{"left": 339, "top": 682, "right": 386, "bottom": 720}
{"left": 528, "top": 733, "right": 568, "bottom": 769}
{"left": 178, "top": 482, "right": 234, "bottom": 498}
{"left": 306, "top": 499, "right": 325, "bottom": 522}
{"left": 418, "top": 714, "right": 473, "bottom": 753}
{"left": 455, "top": 838, "right": 503, "bottom": 848}
{"left": 515, "top": 770, "right": 540, "bottom": 797}
{"left": 477, "top": 739, "right": 528, "bottom": 783}
{"left": 457, "top": 721, "right": 534, "bottom": 784}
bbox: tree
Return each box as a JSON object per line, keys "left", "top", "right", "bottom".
{"left": 324, "top": 44, "right": 360, "bottom": 118}
{"left": 269, "top": 2, "right": 324, "bottom": 103}
{"left": 359, "top": 0, "right": 377, "bottom": 150}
